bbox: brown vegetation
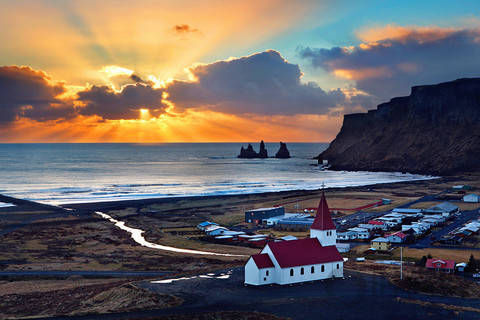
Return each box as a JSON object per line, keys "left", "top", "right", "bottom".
{"left": 0, "top": 280, "right": 182, "bottom": 319}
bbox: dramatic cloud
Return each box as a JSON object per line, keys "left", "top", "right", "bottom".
{"left": 300, "top": 26, "right": 480, "bottom": 100}
{"left": 173, "top": 24, "right": 198, "bottom": 34}
{"left": 77, "top": 84, "right": 166, "bottom": 120}
{"left": 166, "top": 50, "right": 348, "bottom": 115}
{"left": 0, "top": 66, "right": 74, "bottom": 123}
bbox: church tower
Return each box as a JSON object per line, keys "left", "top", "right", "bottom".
{"left": 310, "top": 192, "right": 336, "bottom": 246}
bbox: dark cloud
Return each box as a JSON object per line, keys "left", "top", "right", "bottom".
{"left": 130, "top": 74, "right": 144, "bottom": 83}
{"left": 0, "top": 66, "right": 74, "bottom": 123}
{"left": 300, "top": 28, "right": 480, "bottom": 100}
{"left": 77, "top": 83, "right": 166, "bottom": 120}
{"left": 174, "top": 24, "right": 198, "bottom": 34}
{"left": 166, "top": 50, "right": 348, "bottom": 115}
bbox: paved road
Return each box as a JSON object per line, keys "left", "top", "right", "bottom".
{"left": 408, "top": 209, "right": 480, "bottom": 249}
{"left": 32, "top": 268, "right": 480, "bottom": 320}
{"left": 0, "top": 270, "right": 171, "bottom": 278}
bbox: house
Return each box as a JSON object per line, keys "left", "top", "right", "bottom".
{"left": 426, "top": 259, "right": 455, "bottom": 273}
{"left": 453, "top": 185, "right": 473, "bottom": 191}
{"left": 368, "top": 220, "right": 388, "bottom": 231}
{"left": 279, "top": 235, "right": 297, "bottom": 241}
{"left": 425, "top": 202, "right": 459, "bottom": 217}
{"left": 358, "top": 223, "right": 377, "bottom": 231}
{"left": 276, "top": 215, "right": 314, "bottom": 231}
{"left": 392, "top": 208, "right": 423, "bottom": 214}
{"left": 336, "top": 243, "right": 350, "bottom": 253}
{"left": 348, "top": 227, "right": 370, "bottom": 240}
{"left": 245, "top": 206, "right": 285, "bottom": 224}
{"left": 205, "top": 225, "right": 228, "bottom": 236}
{"left": 402, "top": 225, "right": 423, "bottom": 235}
{"left": 382, "top": 198, "right": 392, "bottom": 205}
{"left": 197, "top": 221, "right": 218, "bottom": 230}
{"left": 385, "top": 231, "right": 407, "bottom": 243}
{"left": 245, "top": 193, "right": 343, "bottom": 285}
{"left": 371, "top": 237, "right": 390, "bottom": 251}
{"left": 456, "top": 262, "right": 467, "bottom": 272}
{"left": 463, "top": 194, "right": 480, "bottom": 203}
{"left": 376, "top": 217, "right": 400, "bottom": 228}
{"left": 337, "top": 230, "right": 357, "bottom": 241}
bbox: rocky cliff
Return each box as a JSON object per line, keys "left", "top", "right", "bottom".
{"left": 318, "top": 78, "right": 480, "bottom": 175}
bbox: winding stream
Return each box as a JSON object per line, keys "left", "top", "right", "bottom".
{"left": 95, "top": 211, "right": 246, "bottom": 257}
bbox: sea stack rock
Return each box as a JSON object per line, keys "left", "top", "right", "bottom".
{"left": 238, "top": 144, "right": 259, "bottom": 158}
{"left": 275, "top": 142, "right": 291, "bottom": 159}
{"left": 258, "top": 140, "right": 268, "bottom": 158}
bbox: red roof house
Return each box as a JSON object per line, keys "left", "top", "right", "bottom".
{"left": 311, "top": 192, "right": 335, "bottom": 230}
{"left": 368, "top": 220, "right": 384, "bottom": 226}
{"left": 426, "top": 258, "right": 455, "bottom": 273}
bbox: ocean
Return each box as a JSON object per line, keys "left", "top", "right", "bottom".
{"left": 0, "top": 143, "right": 434, "bottom": 205}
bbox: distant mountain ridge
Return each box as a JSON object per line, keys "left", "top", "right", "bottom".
{"left": 318, "top": 78, "right": 480, "bottom": 175}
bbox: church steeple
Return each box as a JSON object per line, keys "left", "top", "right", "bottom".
{"left": 310, "top": 192, "right": 336, "bottom": 246}
{"left": 311, "top": 192, "right": 335, "bottom": 230}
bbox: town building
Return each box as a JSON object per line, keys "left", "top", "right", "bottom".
{"left": 371, "top": 237, "right": 390, "bottom": 251}
{"left": 463, "top": 194, "right": 480, "bottom": 203}
{"left": 245, "top": 206, "right": 285, "bottom": 224}
{"left": 197, "top": 221, "right": 218, "bottom": 231}
{"left": 385, "top": 231, "right": 407, "bottom": 243}
{"left": 348, "top": 227, "right": 370, "bottom": 239}
{"left": 368, "top": 220, "right": 388, "bottom": 230}
{"left": 392, "top": 208, "right": 423, "bottom": 214}
{"left": 204, "top": 225, "right": 228, "bottom": 236}
{"left": 426, "top": 258, "right": 455, "bottom": 273}
{"left": 337, "top": 230, "right": 357, "bottom": 241}
{"left": 424, "top": 202, "right": 459, "bottom": 217}
{"left": 245, "top": 193, "right": 343, "bottom": 285}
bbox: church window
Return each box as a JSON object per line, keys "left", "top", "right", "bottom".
{"left": 337, "top": 264, "right": 340, "bottom": 269}
{"left": 321, "top": 265, "right": 325, "bottom": 272}
{"left": 311, "top": 266, "right": 315, "bottom": 273}
{"left": 266, "top": 270, "right": 269, "bottom": 276}
{"left": 301, "top": 267, "right": 304, "bottom": 275}
{"left": 264, "top": 277, "right": 267, "bottom": 281}
{"left": 290, "top": 269, "right": 294, "bottom": 276}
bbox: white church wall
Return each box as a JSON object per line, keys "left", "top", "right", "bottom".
{"left": 277, "top": 261, "right": 343, "bottom": 285}
{"left": 244, "top": 258, "right": 261, "bottom": 285}
{"left": 310, "top": 229, "right": 337, "bottom": 246}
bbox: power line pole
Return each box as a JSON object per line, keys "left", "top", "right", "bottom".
{"left": 400, "top": 246, "right": 403, "bottom": 280}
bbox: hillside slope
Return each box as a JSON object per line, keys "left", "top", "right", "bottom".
{"left": 318, "top": 78, "right": 480, "bottom": 175}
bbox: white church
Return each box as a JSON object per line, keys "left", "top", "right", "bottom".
{"left": 244, "top": 193, "right": 343, "bottom": 285}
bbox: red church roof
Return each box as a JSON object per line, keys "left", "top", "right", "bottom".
{"left": 267, "top": 238, "right": 342, "bottom": 268}
{"left": 251, "top": 253, "right": 274, "bottom": 269}
{"left": 311, "top": 192, "right": 336, "bottom": 230}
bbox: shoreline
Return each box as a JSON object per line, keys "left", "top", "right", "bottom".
{"left": 61, "top": 174, "right": 444, "bottom": 213}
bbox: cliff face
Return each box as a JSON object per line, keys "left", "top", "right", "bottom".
{"left": 318, "top": 78, "right": 480, "bottom": 175}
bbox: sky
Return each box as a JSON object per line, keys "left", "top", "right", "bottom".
{"left": 1, "top": 0, "right": 480, "bottom": 142}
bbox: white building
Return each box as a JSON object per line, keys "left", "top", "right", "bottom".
{"left": 205, "top": 225, "right": 228, "bottom": 236}
{"left": 337, "top": 230, "right": 357, "bottom": 241}
{"left": 392, "top": 208, "right": 423, "bottom": 214}
{"left": 463, "top": 194, "right": 480, "bottom": 203}
{"left": 348, "top": 227, "right": 370, "bottom": 239}
{"left": 385, "top": 232, "right": 407, "bottom": 243}
{"left": 245, "top": 193, "right": 343, "bottom": 286}
{"left": 425, "top": 202, "right": 459, "bottom": 217}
